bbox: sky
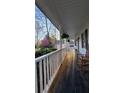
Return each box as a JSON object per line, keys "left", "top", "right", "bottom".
{"left": 35, "top": 5, "right": 60, "bottom": 41}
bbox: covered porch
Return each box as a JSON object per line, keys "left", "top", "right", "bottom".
{"left": 35, "top": 0, "right": 89, "bottom": 93}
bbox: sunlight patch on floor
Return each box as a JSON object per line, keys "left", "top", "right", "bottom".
{"left": 66, "top": 48, "right": 75, "bottom": 63}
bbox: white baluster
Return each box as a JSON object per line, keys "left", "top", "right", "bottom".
{"left": 46, "top": 57, "right": 49, "bottom": 83}
{"left": 35, "top": 63, "right": 38, "bottom": 93}
{"left": 39, "top": 61, "right": 43, "bottom": 92}
{"left": 43, "top": 59, "right": 46, "bottom": 92}
{"left": 49, "top": 56, "right": 52, "bottom": 79}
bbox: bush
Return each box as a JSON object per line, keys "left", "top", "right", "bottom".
{"left": 35, "top": 47, "right": 57, "bottom": 58}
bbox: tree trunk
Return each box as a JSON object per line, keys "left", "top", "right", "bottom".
{"left": 45, "top": 16, "right": 49, "bottom": 39}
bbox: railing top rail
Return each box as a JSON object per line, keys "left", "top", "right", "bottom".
{"left": 35, "top": 47, "right": 66, "bottom": 62}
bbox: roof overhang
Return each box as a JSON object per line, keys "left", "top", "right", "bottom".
{"left": 36, "top": 0, "right": 89, "bottom": 39}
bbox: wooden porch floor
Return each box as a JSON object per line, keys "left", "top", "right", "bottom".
{"left": 53, "top": 50, "right": 89, "bottom": 93}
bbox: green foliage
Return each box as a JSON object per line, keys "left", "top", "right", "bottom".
{"left": 61, "top": 33, "right": 69, "bottom": 39}
{"left": 35, "top": 47, "right": 57, "bottom": 58}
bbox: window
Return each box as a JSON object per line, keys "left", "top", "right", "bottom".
{"left": 81, "top": 33, "right": 84, "bottom": 48}
{"left": 85, "top": 29, "right": 89, "bottom": 49}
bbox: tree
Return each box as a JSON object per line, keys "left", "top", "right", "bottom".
{"left": 35, "top": 5, "right": 59, "bottom": 48}
{"left": 35, "top": 20, "right": 44, "bottom": 46}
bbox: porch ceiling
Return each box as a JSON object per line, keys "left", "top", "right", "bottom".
{"left": 36, "top": 0, "right": 89, "bottom": 39}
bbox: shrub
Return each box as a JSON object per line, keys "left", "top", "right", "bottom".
{"left": 35, "top": 47, "right": 57, "bottom": 58}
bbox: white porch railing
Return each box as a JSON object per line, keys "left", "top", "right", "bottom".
{"left": 35, "top": 47, "right": 67, "bottom": 93}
